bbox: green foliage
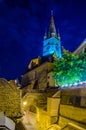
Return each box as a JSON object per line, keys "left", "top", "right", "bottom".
{"left": 79, "top": 52, "right": 86, "bottom": 81}
{"left": 53, "top": 49, "right": 86, "bottom": 87}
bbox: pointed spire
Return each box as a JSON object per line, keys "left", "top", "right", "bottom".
{"left": 57, "top": 29, "right": 61, "bottom": 40}
{"left": 44, "top": 31, "right": 47, "bottom": 40}
{"left": 51, "top": 10, "right": 53, "bottom": 16}
{"left": 48, "top": 10, "right": 57, "bottom": 37}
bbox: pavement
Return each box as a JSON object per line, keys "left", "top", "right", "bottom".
{"left": 25, "top": 124, "right": 37, "bottom": 130}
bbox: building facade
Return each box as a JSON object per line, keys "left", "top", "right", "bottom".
{"left": 21, "top": 12, "right": 61, "bottom": 130}
{"left": 21, "top": 12, "right": 61, "bottom": 92}
{"left": 74, "top": 39, "right": 86, "bottom": 55}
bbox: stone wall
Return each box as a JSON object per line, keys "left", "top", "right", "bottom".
{"left": 61, "top": 87, "right": 86, "bottom": 108}
{"left": 36, "top": 108, "right": 51, "bottom": 130}
{"left": 22, "top": 62, "right": 55, "bottom": 91}
{"left": 60, "top": 105, "right": 86, "bottom": 124}
{"left": 0, "top": 79, "right": 22, "bottom": 119}
{"left": 58, "top": 87, "right": 86, "bottom": 129}
{"left": 47, "top": 97, "right": 60, "bottom": 117}
{"left": 22, "top": 92, "right": 47, "bottom": 111}
{"left": 47, "top": 72, "right": 55, "bottom": 87}
{"left": 58, "top": 116, "right": 86, "bottom": 129}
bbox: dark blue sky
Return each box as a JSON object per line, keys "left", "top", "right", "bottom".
{"left": 0, "top": 0, "right": 86, "bottom": 80}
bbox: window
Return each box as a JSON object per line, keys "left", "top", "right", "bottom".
{"left": 84, "top": 48, "right": 86, "bottom": 52}
{"left": 29, "top": 105, "right": 37, "bottom": 113}
{"left": 73, "top": 96, "right": 81, "bottom": 106}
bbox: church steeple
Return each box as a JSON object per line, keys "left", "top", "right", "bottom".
{"left": 48, "top": 10, "right": 57, "bottom": 38}
{"left": 43, "top": 11, "right": 62, "bottom": 58}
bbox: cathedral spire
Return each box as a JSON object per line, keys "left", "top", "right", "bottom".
{"left": 48, "top": 10, "right": 57, "bottom": 37}
{"left": 51, "top": 10, "right": 53, "bottom": 16}
{"left": 57, "top": 29, "right": 61, "bottom": 40}
{"left": 43, "top": 11, "right": 62, "bottom": 58}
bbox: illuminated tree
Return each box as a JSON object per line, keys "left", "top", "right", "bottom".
{"left": 79, "top": 52, "right": 86, "bottom": 81}
{"left": 53, "top": 49, "right": 86, "bottom": 87}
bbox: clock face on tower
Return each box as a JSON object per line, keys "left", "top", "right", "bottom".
{"left": 43, "top": 36, "right": 61, "bottom": 57}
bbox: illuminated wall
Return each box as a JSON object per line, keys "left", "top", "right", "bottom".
{"left": 43, "top": 37, "right": 61, "bottom": 58}
{"left": 0, "top": 78, "right": 21, "bottom": 118}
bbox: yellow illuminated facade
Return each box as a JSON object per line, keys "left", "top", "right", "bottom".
{"left": 0, "top": 78, "right": 22, "bottom": 119}
{"left": 21, "top": 12, "right": 86, "bottom": 130}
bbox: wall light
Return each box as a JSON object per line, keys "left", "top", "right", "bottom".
{"left": 23, "top": 101, "right": 27, "bottom": 106}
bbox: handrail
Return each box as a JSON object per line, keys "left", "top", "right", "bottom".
{"left": 46, "top": 124, "right": 61, "bottom": 130}
{"left": 61, "top": 123, "right": 85, "bottom": 130}
{"left": 61, "top": 124, "right": 68, "bottom": 130}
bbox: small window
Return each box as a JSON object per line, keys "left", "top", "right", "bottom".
{"left": 48, "top": 42, "right": 50, "bottom": 45}
{"left": 29, "top": 105, "right": 37, "bottom": 113}
{"left": 33, "top": 80, "right": 38, "bottom": 89}
{"left": 73, "top": 96, "right": 81, "bottom": 106}
{"left": 84, "top": 48, "right": 86, "bottom": 52}
{"left": 69, "top": 96, "right": 74, "bottom": 105}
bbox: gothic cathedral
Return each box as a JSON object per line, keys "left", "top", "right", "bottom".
{"left": 43, "top": 11, "right": 62, "bottom": 58}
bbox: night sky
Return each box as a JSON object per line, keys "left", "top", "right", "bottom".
{"left": 0, "top": 0, "right": 86, "bottom": 80}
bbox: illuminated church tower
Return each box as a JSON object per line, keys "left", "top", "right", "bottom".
{"left": 43, "top": 11, "right": 61, "bottom": 58}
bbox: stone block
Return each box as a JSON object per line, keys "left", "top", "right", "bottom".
{"left": 60, "top": 105, "right": 86, "bottom": 124}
